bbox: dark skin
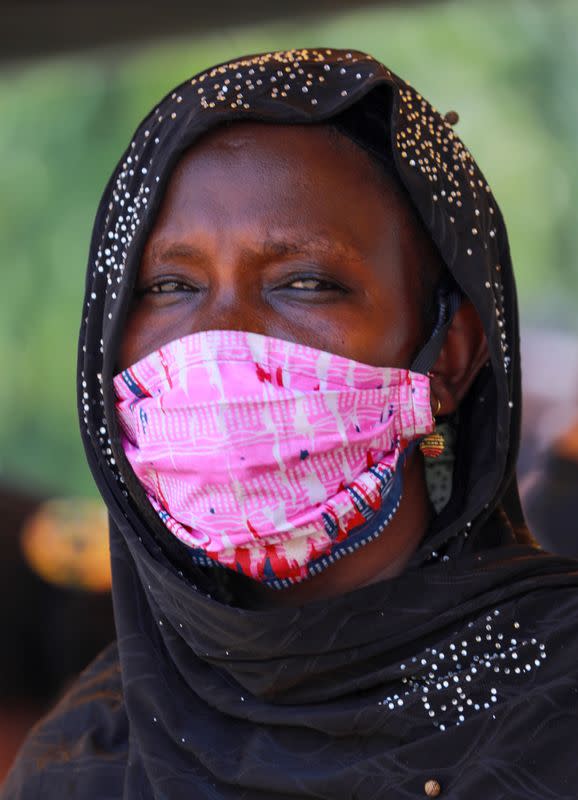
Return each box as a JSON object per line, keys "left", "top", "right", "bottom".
{"left": 119, "top": 123, "right": 488, "bottom": 606}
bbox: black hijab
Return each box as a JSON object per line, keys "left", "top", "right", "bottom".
{"left": 4, "top": 48, "right": 578, "bottom": 800}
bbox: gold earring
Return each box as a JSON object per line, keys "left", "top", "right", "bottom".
{"left": 419, "top": 396, "right": 445, "bottom": 459}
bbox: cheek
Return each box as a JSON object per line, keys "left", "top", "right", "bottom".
{"left": 342, "top": 313, "right": 423, "bottom": 368}
{"left": 279, "top": 300, "right": 423, "bottom": 369}
{"left": 117, "top": 299, "right": 425, "bottom": 373}
{"left": 117, "top": 304, "right": 186, "bottom": 371}
{"left": 117, "top": 311, "right": 144, "bottom": 372}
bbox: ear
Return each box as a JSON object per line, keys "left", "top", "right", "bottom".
{"left": 429, "top": 299, "right": 489, "bottom": 415}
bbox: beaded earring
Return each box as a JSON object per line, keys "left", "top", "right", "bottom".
{"left": 420, "top": 395, "right": 445, "bottom": 459}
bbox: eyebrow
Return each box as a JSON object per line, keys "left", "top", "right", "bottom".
{"left": 148, "top": 241, "right": 206, "bottom": 265}
{"left": 147, "top": 235, "right": 362, "bottom": 267}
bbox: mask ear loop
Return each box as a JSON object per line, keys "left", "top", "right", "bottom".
{"left": 411, "top": 283, "right": 462, "bottom": 460}
{"left": 410, "top": 283, "right": 462, "bottom": 376}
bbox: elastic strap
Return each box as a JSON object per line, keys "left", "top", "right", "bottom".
{"left": 410, "top": 284, "right": 462, "bottom": 375}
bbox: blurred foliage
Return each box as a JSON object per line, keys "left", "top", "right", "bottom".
{"left": 0, "top": 0, "right": 577, "bottom": 495}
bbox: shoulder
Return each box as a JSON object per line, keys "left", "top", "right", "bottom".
{"left": 1, "top": 643, "right": 127, "bottom": 800}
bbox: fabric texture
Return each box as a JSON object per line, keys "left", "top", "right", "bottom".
{"left": 114, "top": 329, "right": 433, "bottom": 586}
{"left": 4, "top": 48, "right": 578, "bottom": 800}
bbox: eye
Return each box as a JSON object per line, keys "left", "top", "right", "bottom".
{"left": 139, "top": 279, "right": 196, "bottom": 295}
{"left": 283, "top": 274, "right": 344, "bottom": 292}
{"left": 288, "top": 278, "right": 328, "bottom": 291}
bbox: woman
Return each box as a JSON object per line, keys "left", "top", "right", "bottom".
{"left": 3, "top": 47, "right": 578, "bottom": 799}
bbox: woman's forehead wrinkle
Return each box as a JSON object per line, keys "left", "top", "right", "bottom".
{"left": 145, "top": 233, "right": 365, "bottom": 268}
{"left": 258, "top": 235, "right": 362, "bottom": 262}
{"left": 146, "top": 240, "right": 208, "bottom": 267}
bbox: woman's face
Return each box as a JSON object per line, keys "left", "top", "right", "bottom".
{"left": 120, "top": 122, "right": 439, "bottom": 371}
{"left": 118, "top": 121, "right": 449, "bottom": 604}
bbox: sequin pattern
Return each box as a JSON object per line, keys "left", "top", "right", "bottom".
{"left": 378, "top": 610, "right": 547, "bottom": 732}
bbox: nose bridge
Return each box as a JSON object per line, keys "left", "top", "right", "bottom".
{"left": 194, "top": 272, "right": 266, "bottom": 335}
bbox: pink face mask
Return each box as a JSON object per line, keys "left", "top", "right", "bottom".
{"left": 113, "top": 330, "right": 434, "bottom": 587}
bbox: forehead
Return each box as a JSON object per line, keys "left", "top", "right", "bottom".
{"left": 167, "top": 121, "right": 383, "bottom": 187}
{"left": 145, "top": 122, "right": 413, "bottom": 245}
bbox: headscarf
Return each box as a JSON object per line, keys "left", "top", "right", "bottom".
{"left": 4, "top": 48, "right": 578, "bottom": 800}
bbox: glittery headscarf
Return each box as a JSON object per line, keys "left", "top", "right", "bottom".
{"left": 5, "top": 49, "right": 578, "bottom": 800}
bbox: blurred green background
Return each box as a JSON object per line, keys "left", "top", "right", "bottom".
{"left": 1, "top": 0, "right": 577, "bottom": 497}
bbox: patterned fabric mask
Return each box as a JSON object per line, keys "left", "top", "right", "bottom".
{"left": 114, "top": 329, "right": 434, "bottom": 587}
